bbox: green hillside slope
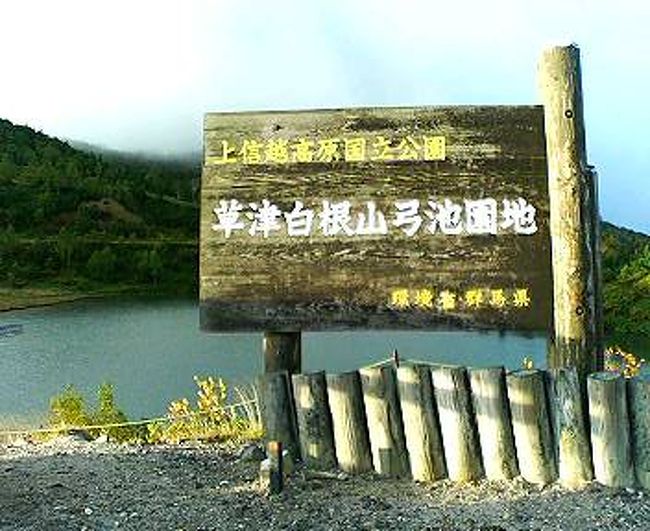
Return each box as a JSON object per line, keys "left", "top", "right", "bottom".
{"left": 601, "top": 223, "right": 650, "bottom": 344}
{"left": 0, "top": 118, "right": 198, "bottom": 295}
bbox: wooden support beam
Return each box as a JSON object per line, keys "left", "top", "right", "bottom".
{"left": 587, "top": 166, "right": 605, "bottom": 370}
{"left": 264, "top": 331, "right": 301, "bottom": 374}
{"left": 538, "top": 44, "right": 600, "bottom": 377}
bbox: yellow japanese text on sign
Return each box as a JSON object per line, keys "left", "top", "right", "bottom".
{"left": 205, "top": 135, "right": 446, "bottom": 165}
{"left": 388, "top": 287, "right": 532, "bottom": 311}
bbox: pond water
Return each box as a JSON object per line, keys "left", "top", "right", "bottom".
{"left": 1, "top": 296, "right": 553, "bottom": 425}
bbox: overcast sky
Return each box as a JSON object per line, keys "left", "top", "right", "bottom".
{"left": 0, "top": 0, "right": 648, "bottom": 232}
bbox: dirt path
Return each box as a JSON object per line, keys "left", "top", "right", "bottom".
{"left": 1, "top": 437, "right": 648, "bottom": 530}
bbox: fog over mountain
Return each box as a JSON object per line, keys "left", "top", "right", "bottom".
{"left": 0, "top": 1, "right": 648, "bottom": 232}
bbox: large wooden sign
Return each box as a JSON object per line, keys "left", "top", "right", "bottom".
{"left": 200, "top": 105, "right": 552, "bottom": 332}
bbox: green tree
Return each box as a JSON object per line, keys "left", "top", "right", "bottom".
{"left": 604, "top": 246, "right": 650, "bottom": 342}
{"left": 48, "top": 385, "right": 90, "bottom": 428}
{"left": 85, "top": 247, "right": 116, "bottom": 282}
{"left": 55, "top": 228, "right": 76, "bottom": 275}
{"left": 92, "top": 382, "right": 129, "bottom": 440}
{"left": 136, "top": 248, "right": 164, "bottom": 285}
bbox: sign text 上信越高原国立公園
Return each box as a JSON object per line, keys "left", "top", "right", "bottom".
{"left": 206, "top": 135, "right": 445, "bottom": 165}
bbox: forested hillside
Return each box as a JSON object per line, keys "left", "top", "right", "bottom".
{"left": 601, "top": 222, "right": 650, "bottom": 343}
{"left": 0, "top": 118, "right": 648, "bottom": 345}
{"left": 0, "top": 119, "right": 198, "bottom": 293}
{"left": 0, "top": 118, "right": 198, "bottom": 236}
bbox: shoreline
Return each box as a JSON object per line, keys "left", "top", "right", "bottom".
{"left": 0, "top": 286, "right": 194, "bottom": 314}
{"left": 0, "top": 293, "right": 108, "bottom": 314}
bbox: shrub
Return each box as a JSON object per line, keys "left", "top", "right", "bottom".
{"left": 90, "top": 382, "right": 133, "bottom": 441}
{"left": 48, "top": 384, "right": 90, "bottom": 428}
{"left": 47, "top": 381, "right": 138, "bottom": 442}
{"left": 46, "top": 376, "right": 263, "bottom": 445}
{"left": 153, "top": 376, "right": 263, "bottom": 444}
{"left": 604, "top": 345, "right": 645, "bottom": 378}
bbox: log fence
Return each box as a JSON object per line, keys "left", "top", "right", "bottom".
{"left": 259, "top": 359, "right": 649, "bottom": 490}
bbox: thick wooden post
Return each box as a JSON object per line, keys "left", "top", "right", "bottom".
{"left": 396, "top": 365, "right": 447, "bottom": 482}
{"left": 326, "top": 371, "right": 373, "bottom": 474}
{"left": 587, "top": 372, "right": 634, "bottom": 487}
{"left": 264, "top": 331, "right": 301, "bottom": 374}
{"left": 291, "top": 371, "right": 337, "bottom": 470}
{"left": 538, "top": 44, "right": 601, "bottom": 377}
{"left": 431, "top": 366, "right": 483, "bottom": 482}
{"left": 256, "top": 371, "right": 300, "bottom": 461}
{"left": 469, "top": 367, "right": 519, "bottom": 480}
{"left": 507, "top": 369, "right": 557, "bottom": 485}
{"left": 628, "top": 375, "right": 650, "bottom": 489}
{"left": 547, "top": 367, "right": 593, "bottom": 486}
{"left": 359, "top": 366, "right": 410, "bottom": 478}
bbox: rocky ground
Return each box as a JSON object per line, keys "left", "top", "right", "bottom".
{"left": 0, "top": 436, "right": 648, "bottom": 531}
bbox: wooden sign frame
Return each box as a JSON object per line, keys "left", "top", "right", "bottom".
{"left": 201, "top": 105, "right": 552, "bottom": 333}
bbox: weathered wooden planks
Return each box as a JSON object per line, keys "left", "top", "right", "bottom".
{"left": 431, "top": 365, "right": 483, "bottom": 482}
{"left": 200, "top": 105, "right": 551, "bottom": 332}
{"left": 588, "top": 372, "right": 634, "bottom": 487}
{"left": 256, "top": 371, "right": 300, "bottom": 461}
{"left": 628, "top": 375, "right": 650, "bottom": 489}
{"left": 291, "top": 371, "right": 337, "bottom": 470}
{"left": 506, "top": 369, "right": 557, "bottom": 484}
{"left": 547, "top": 367, "right": 593, "bottom": 486}
{"left": 326, "top": 371, "right": 373, "bottom": 474}
{"left": 396, "top": 364, "right": 447, "bottom": 481}
{"left": 469, "top": 366, "right": 519, "bottom": 480}
{"left": 359, "top": 365, "right": 410, "bottom": 477}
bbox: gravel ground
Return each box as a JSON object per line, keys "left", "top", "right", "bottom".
{"left": 0, "top": 436, "right": 648, "bottom": 531}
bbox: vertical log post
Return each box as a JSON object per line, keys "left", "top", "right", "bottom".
{"left": 538, "top": 44, "right": 601, "bottom": 377}
{"left": 264, "top": 331, "right": 301, "bottom": 374}
{"left": 469, "top": 367, "right": 519, "bottom": 480}
{"left": 291, "top": 371, "right": 337, "bottom": 470}
{"left": 256, "top": 371, "right": 300, "bottom": 461}
{"left": 396, "top": 364, "right": 447, "bottom": 482}
{"left": 431, "top": 365, "right": 483, "bottom": 482}
{"left": 628, "top": 375, "right": 650, "bottom": 489}
{"left": 506, "top": 369, "right": 557, "bottom": 485}
{"left": 587, "top": 372, "right": 634, "bottom": 487}
{"left": 326, "top": 371, "right": 373, "bottom": 474}
{"left": 547, "top": 367, "right": 593, "bottom": 486}
{"left": 267, "top": 440, "right": 284, "bottom": 494}
{"left": 587, "top": 165, "right": 605, "bottom": 369}
{"left": 359, "top": 365, "right": 410, "bottom": 478}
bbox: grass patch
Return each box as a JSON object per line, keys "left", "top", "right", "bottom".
{"left": 42, "top": 376, "right": 263, "bottom": 445}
